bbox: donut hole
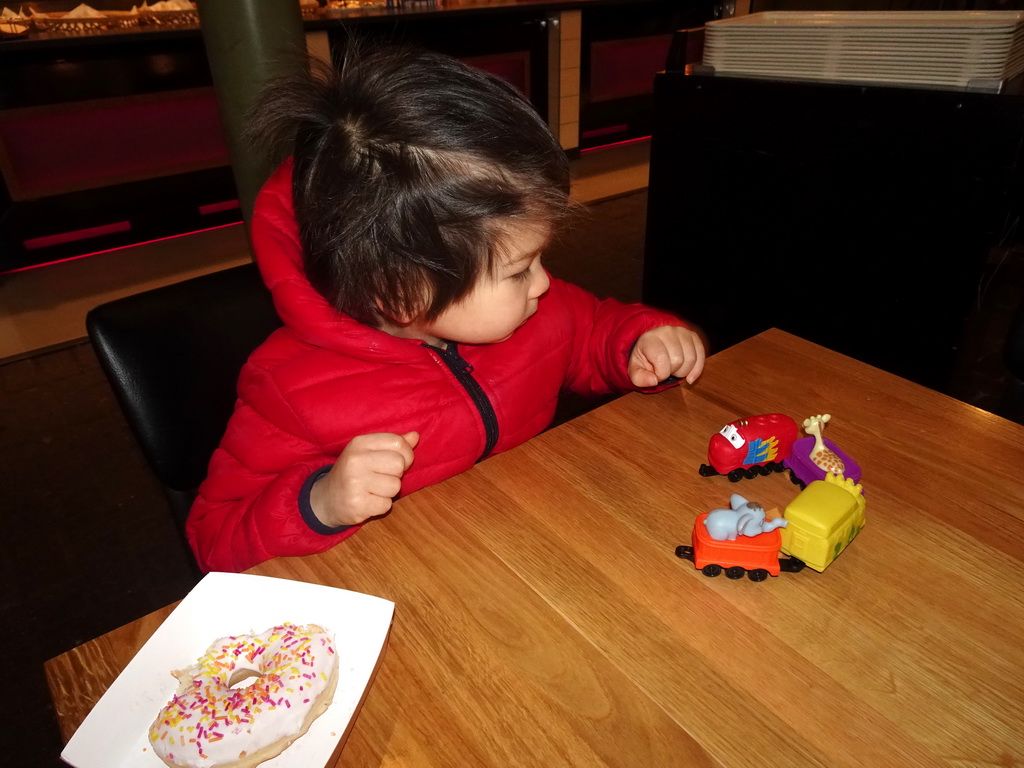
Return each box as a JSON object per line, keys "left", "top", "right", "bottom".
{"left": 228, "top": 668, "right": 262, "bottom": 689}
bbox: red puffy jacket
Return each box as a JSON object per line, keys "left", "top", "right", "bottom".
{"left": 186, "top": 161, "right": 685, "bottom": 573}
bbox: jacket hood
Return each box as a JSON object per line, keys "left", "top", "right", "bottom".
{"left": 249, "top": 160, "right": 418, "bottom": 361}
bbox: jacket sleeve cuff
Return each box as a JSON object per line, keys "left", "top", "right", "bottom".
{"left": 299, "top": 465, "right": 356, "bottom": 536}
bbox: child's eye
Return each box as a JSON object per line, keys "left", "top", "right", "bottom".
{"left": 511, "top": 268, "right": 532, "bottom": 282}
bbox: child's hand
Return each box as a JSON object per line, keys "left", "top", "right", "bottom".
{"left": 310, "top": 431, "right": 420, "bottom": 528}
{"left": 628, "top": 326, "right": 705, "bottom": 388}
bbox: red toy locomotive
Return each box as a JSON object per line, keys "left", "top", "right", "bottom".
{"left": 698, "top": 413, "right": 799, "bottom": 482}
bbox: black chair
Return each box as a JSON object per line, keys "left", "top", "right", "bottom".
{"left": 1002, "top": 298, "right": 1024, "bottom": 424}
{"left": 86, "top": 263, "right": 283, "bottom": 542}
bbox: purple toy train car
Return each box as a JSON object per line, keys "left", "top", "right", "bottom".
{"left": 784, "top": 436, "right": 861, "bottom": 488}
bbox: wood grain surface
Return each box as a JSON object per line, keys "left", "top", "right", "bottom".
{"left": 46, "top": 329, "right": 1024, "bottom": 767}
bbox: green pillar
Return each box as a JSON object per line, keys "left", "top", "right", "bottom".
{"left": 198, "top": 0, "right": 306, "bottom": 224}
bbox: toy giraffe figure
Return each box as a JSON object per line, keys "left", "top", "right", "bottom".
{"left": 803, "top": 414, "right": 845, "bottom": 475}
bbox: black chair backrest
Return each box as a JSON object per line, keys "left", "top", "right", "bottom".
{"left": 86, "top": 263, "right": 283, "bottom": 529}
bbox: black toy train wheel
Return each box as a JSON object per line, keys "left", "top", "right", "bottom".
{"left": 725, "top": 566, "right": 745, "bottom": 579}
{"left": 747, "top": 569, "right": 769, "bottom": 582}
{"left": 701, "top": 564, "right": 722, "bottom": 577}
{"left": 753, "top": 464, "right": 772, "bottom": 476}
{"left": 698, "top": 464, "right": 720, "bottom": 478}
{"left": 727, "top": 469, "right": 745, "bottom": 482}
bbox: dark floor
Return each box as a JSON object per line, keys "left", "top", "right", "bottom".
{"left": 2, "top": 187, "right": 1021, "bottom": 765}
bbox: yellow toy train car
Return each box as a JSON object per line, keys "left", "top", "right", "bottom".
{"left": 780, "top": 472, "right": 866, "bottom": 572}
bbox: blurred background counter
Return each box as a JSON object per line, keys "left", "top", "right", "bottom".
{"left": 0, "top": 0, "right": 716, "bottom": 272}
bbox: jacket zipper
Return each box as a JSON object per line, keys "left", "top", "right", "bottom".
{"left": 428, "top": 342, "right": 499, "bottom": 461}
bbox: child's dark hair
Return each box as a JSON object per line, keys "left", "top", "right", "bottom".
{"left": 248, "top": 45, "right": 572, "bottom": 327}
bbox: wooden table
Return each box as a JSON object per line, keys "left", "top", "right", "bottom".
{"left": 47, "top": 329, "right": 1024, "bottom": 767}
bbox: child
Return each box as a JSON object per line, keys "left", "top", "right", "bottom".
{"left": 186, "top": 46, "right": 705, "bottom": 573}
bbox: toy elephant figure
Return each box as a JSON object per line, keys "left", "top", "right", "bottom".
{"left": 704, "top": 494, "right": 788, "bottom": 541}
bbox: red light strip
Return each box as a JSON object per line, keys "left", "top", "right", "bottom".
{"left": 199, "top": 199, "right": 241, "bottom": 215}
{"left": 580, "top": 135, "right": 652, "bottom": 154}
{"left": 0, "top": 221, "right": 245, "bottom": 276}
{"left": 23, "top": 221, "right": 132, "bottom": 251}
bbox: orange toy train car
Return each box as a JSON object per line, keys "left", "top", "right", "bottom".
{"left": 676, "top": 512, "right": 806, "bottom": 581}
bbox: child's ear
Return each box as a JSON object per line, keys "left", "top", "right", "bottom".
{"left": 376, "top": 297, "right": 421, "bottom": 327}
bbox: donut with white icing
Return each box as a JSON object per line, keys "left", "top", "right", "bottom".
{"left": 149, "top": 623, "right": 339, "bottom": 768}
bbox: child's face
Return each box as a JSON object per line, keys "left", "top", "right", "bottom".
{"left": 393, "top": 218, "right": 552, "bottom": 347}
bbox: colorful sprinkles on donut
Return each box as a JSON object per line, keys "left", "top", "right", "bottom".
{"left": 149, "top": 623, "right": 339, "bottom": 768}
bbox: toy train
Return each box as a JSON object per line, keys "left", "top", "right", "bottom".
{"left": 678, "top": 412, "right": 866, "bottom": 580}
{"left": 698, "top": 413, "right": 861, "bottom": 488}
{"left": 676, "top": 475, "right": 866, "bottom": 579}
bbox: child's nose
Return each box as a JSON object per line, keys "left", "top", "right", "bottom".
{"left": 531, "top": 267, "right": 550, "bottom": 299}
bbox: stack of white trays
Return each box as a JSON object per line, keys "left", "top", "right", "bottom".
{"left": 702, "top": 11, "right": 1024, "bottom": 92}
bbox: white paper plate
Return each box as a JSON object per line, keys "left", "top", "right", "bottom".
{"left": 702, "top": 40, "right": 1021, "bottom": 54}
{"left": 704, "top": 55, "right": 1024, "bottom": 79}
{"left": 703, "top": 12, "right": 1024, "bottom": 89}
{"left": 705, "top": 10, "right": 1024, "bottom": 32}
{"left": 61, "top": 572, "right": 395, "bottom": 768}
{"left": 703, "top": 55, "right": 1021, "bottom": 76}
{"left": 704, "top": 49, "right": 1019, "bottom": 63}
{"left": 703, "top": 67, "right": 987, "bottom": 88}
{"left": 706, "top": 28, "right": 1023, "bottom": 40}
